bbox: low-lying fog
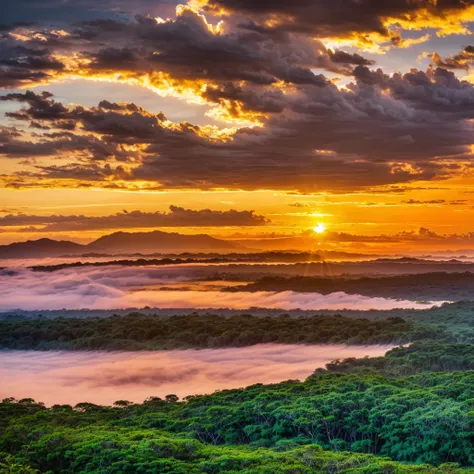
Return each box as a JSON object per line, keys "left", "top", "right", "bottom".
{"left": 0, "top": 266, "right": 443, "bottom": 310}
{"left": 0, "top": 344, "right": 393, "bottom": 406}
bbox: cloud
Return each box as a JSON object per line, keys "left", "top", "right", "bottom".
{"left": 3, "top": 65, "right": 474, "bottom": 192}
{"left": 0, "top": 206, "right": 268, "bottom": 231}
{"left": 401, "top": 199, "right": 446, "bottom": 205}
{"left": 0, "top": 344, "right": 392, "bottom": 405}
{"left": 0, "top": 36, "right": 67, "bottom": 88}
{"left": 289, "top": 202, "right": 311, "bottom": 208}
{"left": 323, "top": 227, "right": 474, "bottom": 244}
{"left": 0, "top": 265, "right": 443, "bottom": 311}
{"left": 200, "top": 0, "right": 474, "bottom": 44}
{"left": 0, "top": 0, "right": 180, "bottom": 26}
{"left": 400, "top": 199, "right": 468, "bottom": 206}
{"left": 4, "top": 0, "right": 474, "bottom": 45}
{"left": 431, "top": 46, "right": 474, "bottom": 71}
{"left": 0, "top": 7, "right": 366, "bottom": 92}
{"left": 1, "top": 5, "right": 474, "bottom": 193}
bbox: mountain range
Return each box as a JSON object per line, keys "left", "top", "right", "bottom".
{"left": 0, "top": 230, "right": 239, "bottom": 259}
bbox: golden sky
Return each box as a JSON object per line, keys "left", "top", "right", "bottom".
{"left": 1, "top": 0, "right": 474, "bottom": 252}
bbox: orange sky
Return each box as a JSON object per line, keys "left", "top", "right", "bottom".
{"left": 1, "top": 1, "right": 474, "bottom": 252}
{"left": 1, "top": 179, "right": 473, "bottom": 253}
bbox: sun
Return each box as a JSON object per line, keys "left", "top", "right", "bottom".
{"left": 313, "top": 223, "right": 326, "bottom": 234}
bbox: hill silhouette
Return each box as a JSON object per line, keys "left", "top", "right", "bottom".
{"left": 0, "top": 230, "right": 238, "bottom": 259}
{"left": 0, "top": 238, "right": 84, "bottom": 259}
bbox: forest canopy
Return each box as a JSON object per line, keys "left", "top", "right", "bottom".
{"left": 0, "top": 313, "right": 445, "bottom": 350}
{"left": 1, "top": 342, "right": 474, "bottom": 472}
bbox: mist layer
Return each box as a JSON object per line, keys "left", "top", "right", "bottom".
{"left": 0, "top": 266, "right": 443, "bottom": 310}
{"left": 0, "top": 344, "right": 393, "bottom": 405}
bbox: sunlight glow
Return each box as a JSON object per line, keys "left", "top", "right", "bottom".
{"left": 313, "top": 223, "right": 327, "bottom": 234}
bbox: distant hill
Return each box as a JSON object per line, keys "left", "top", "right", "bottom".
{"left": 0, "top": 231, "right": 238, "bottom": 259}
{"left": 87, "top": 230, "right": 238, "bottom": 253}
{"left": 0, "top": 238, "right": 84, "bottom": 259}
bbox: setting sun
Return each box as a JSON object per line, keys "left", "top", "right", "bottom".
{"left": 313, "top": 223, "right": 327, "bottom": 234}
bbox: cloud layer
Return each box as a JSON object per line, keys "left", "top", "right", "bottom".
{"left": 0, "top": 206, "right": 268, "bottom": 231}
{"left": 201, "top": 0, "right": 474, "bottom": 40}
{"left": 0, "top": 265, "right": 442, "bottom": 311}
{"left": 0, "top": 2, "right": 473, "bottom": 192}
{"left": 432, "top": 46, "right": 474, "bottom": 71}
{"left": 0, "top": 344, "right": 393, "bottom": 405}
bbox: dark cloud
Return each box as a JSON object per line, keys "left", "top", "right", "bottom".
{"left": 2, "top": 68, "right": 474, "bottom": 192}
{"left": 1, "top": 0, "right": 179, "bottom": 27}
{"left": 76, "top": 9, "right": 363, "bottom": 85}
{"left": 201, "top": 0, "right": 473, "bottom": 41}
{"left": 0, "top": 35, "right": 66, "bottom": 87}
{"left": 0, "top": 206, "right": 268, "bottom": 231}
{"left": 328, "top": 50, "right": 376, "bottom": 66}
{"left": 0, "top": 6, "right": 374, "bottom": 91}
{"left": 352, "top": 65, "right": 474, "bottom": 118}
{"left": 129, "top": 66, "right": 474, "bottom": 190}
{"left": 0, "top": 47, "right": 64, "bottom": 71}
{"left": 1, "top": 90, "right": 67, "bottom": 119}
{"left": 0, "top": 3, "right": 474, "bottom": 193}
{"left": 432, "top": 46, "right": 474, "bottom": 71}
{"left": 0, "top": 126, "right": 123, "bottom": 161}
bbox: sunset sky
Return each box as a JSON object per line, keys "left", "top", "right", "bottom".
{"left": 1, "top": 0, "right": 474, "bottom": 252}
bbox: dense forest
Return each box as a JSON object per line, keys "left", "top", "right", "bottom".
{"left": 27, "top": 252, "right": 327, "bottom": 271}
{"left": 323, "top": 341, "right": 474, "bottom": 375}
{"left": 2, "top": 310, "right": 474, "bottom": 473}
{"left": 1, "top": 342, "right": 474, "bottom": 473}
{"left": 0, "top": 313, "right": 446, "bottom": 351}
{"left": 224, "top": 273, "right": 474, "bottom": 301}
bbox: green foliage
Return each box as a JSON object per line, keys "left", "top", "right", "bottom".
{"left": 2, "top": 357, "right": 474, "bottom": 471}
{"left": 0, "top": 415, "right": 472, "bottom": 474}
{"left": 2, "top": 310, "right": 474, "bottom": 472}
{"left": 0, "top": 313, "right": 429, "bottom": 350}
{"left": 0, "top": 454, "right": 38, "bottom": 474}
{"left": 225, "top": 273, "right": 474, "bottom": 302}
{"left": 323, "top": 341, "right": 474, "bottom": 376}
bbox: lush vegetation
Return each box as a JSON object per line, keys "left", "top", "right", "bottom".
{"left": 1, "top": 412, "right": 469, "bottom": 474}
{"left": 0, "top": 313, "right": 444, "bottom": 351}
{"left": 28, "top": 252, "right": 325, "bottom": 272}
{"left": 225, "top": 273, "right": 474, "bottom": 301}
{"left": 324, "top": 341, "right": 474, "bottom": 376}
{"left": 2, "top": 343, "right": 474, "bottom": 472}
{"left": 2, "top": 308, "right": 474, "bottom": 472}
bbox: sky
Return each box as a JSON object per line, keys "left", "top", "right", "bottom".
{"left": 1, "top": 0, "right": 474, "bottom": 251}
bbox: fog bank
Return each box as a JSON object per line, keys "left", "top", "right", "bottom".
{"left": 0, "top": 266, "right": 442, "bottom": 311}
{"left": 0, "top": 344, "right": 393, "bottom": 405}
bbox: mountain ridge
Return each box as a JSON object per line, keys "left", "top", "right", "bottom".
{"left": 0, "top": 230, "right": 239, "bottom": 259}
